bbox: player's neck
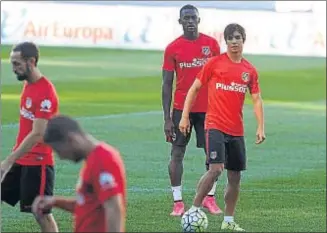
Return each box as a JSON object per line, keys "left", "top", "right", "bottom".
{"left": 227, "top": 51, "right": 243, "bottom": 63}
{"left": 183, "top": 31, "right": 199, "bottom": 41}
{"left": 83, "top": 135, "right": 100, "bottom": 158}
{"left": 27, "top": 69, "right": 43, "bottom": 84}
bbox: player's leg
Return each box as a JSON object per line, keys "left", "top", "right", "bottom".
{"left": 189, "top": 129, "right": 225, "bottom": 210}
{"left": 192, "top": 113, "right": 222, "bottom": 215}
{"left": 221, "top": 136, "right": 246, "bottom": 232}
{"left": 168, "top": 109, "right": 192, "bottom": 216}
{"left": 1, "top": 163, "right": 22, "bottom": 207}
{"left": 20, "top": 165, "right": 59, "bottom": 232}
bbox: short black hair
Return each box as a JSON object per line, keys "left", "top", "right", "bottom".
{"left": 12, "top": 41, "right": 39, "bottom": 66}
{"left": 224, "top": 23, "right": 246, "bottom": 42}
{"left": 180, "top": 4, "right": 198, "bottom": 17}
{"left": 44, "top": 115, "right": 84, "bottom": 144}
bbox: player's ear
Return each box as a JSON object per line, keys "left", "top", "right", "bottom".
{"left": 27, "top": 57, "right": 36, "bottom": 67}
{"left": 198, "top": 17, "right": 201, "bottom": 24}
{"left": 178, "top": 18, "right": 182, "bottom": 25}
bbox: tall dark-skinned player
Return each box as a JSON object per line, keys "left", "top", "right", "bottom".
{"left": 161, "top": 4, "right": 221, "bottom": 216}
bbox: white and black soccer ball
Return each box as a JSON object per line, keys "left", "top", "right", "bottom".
{"left": 181, "top": 208, "right": 208, "bottom": 232}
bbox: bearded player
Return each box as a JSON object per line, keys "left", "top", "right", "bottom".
{"left": 180, "top": 23, "right": 266, "bottom": 231}
{"left": 1, "top": 42, "right": 59, "bottom": 232}
{"left": 32, "top": 115, "right": 126, "bottom": 232}
{"left": 162, "top": 4, "right": 222, "bottom": 216}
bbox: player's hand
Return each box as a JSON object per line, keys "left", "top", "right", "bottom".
{"left": 1, "top": 158, "right": 14, "bottom": 183}
{"left": 164, "top": 118, "right": 175, "bottom": 142}
{"left": 255, "top": 127, "right": 266, "bottom": 144}
{"left": 179, "top": 116, "right": 191, "bottom": 137}
{"left": 32, "top": 195, "right": 55, "bottom": 217}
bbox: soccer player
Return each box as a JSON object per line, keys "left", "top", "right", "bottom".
{"left": 162, "top": 4, "right": 222, "bottom": 216}
{"left": 179, "top": 23, "right": 266, "bottom": 231}
{"left": 32, "top": 115, "right": 126, "bottom": 233}
{"left": 1, "top": 42, "right": 59, "bottom": 232}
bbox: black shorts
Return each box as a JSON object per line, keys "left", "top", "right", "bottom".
{"left": 171, "top": 109, "right": 206, "bottom": 148}
{"left": 1, "top": 163, "right": 55, "bottom": 213}
{"left": 206, "top": 129, "right": 246, "bottom": 171}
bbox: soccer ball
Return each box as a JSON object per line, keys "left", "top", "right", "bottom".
{"left": 181, "top": 208, "right": 208, "bottom": 232}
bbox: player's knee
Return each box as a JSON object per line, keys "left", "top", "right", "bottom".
{"left": 227, "top": 170, "right": 241, "bottom": 187}
{"left": 35, "top": 213, "right": 58, "bottom": 232}
{"left": 205, "top": 161, "right": 218, "bottom": 183}
{"left": 34, "top": 213, "right": 53, "bottom": 225}
{"left": 208, "top": 163, "right": 224, "bottom": 179}
{"left": 171, "top": 145, "right": 186, "bottom": 162}
{"left": 36, "top": 214, "right": 59, "bottom": 232}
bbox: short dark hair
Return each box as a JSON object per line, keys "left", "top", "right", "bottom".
{"left": 44, "top": 115, "right": 84, "bottom": 144}
{"left": 224, "top": 23, "right": 246, "bottom": 42}
{"left": 12, "top": 41, "right": 39, "bottom": 66}
{"left": 179, "top": 4, "right": 198, "bottom": 17}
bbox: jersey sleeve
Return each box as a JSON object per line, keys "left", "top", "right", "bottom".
{"left": 212, "top": 39, "right": 221, "bottom": 55}
{"left": 92, "top": 153, "right": 124, "bottom": 203}
{"left": 162, "top": 45, "right": 175, "bottom": 71}
{"left": 34, "top": 86, "right": 58, "bottom": 119}
{"left": 196, "top": 57, "right": 216, "bottom": 86}
{"left": 248, "top": 68, "right": 261, "bottom": 94}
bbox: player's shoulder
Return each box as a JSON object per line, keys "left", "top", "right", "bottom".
{"left": 209, "top": 53, "right": 225, "bottom": 63}
{"left": 42, "top": 76, "right": 55, "bottom": 86}
{"left": 93, "top": 143, "right": 121, "bottom": 161}
{"left": 38, "top": 77, "right": 57, "bottom": 91}
{"left": 204, "top": 54, "right": 230, "bottom": 70}
{"left": 165, "top": 35, "right": 184, "bottom": 50}
{"left": 88, "top": 143, "right": 124, "bottom": 173}
{"left": 216, "top": 53, "right": 227, "bottom": 59}
{"left": 241, "top": 57, "right": 257, "bottom": 71}
{"left": 199, "top": 33, "right": 217, "bottom": 42}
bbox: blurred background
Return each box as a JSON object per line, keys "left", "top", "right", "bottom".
{"left": 1, "top": 1, "right": 326, "bottom": 232}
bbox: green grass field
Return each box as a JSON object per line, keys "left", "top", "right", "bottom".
{"left": 1, "top": 45, "right": 326, "bottom": 232}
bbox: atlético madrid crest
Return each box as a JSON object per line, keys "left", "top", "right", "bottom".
{"left": 25, "top": 97, "right": 32, "bottom": 109}
{"left": 202, "top": 46, "right": 211, "bottom": 56}
{"left": 241, "top": 72, "right": 250, "bottom": 82}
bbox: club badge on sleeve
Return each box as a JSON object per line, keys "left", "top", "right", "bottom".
{"left": 99, "top": 172, "right": 116, "bottom": 190}
{"left": 40, "top": 99, "right": 52, "bottom": 112}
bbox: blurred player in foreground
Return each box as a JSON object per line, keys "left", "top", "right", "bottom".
{"left": 162, "top": 4, "right": 222, "bottom": 216}
{"left": 179, "top": 23, "right": 266, "bottom": 231}
{"left": 1, "top": 42, "right": 59, "bottom": 232}
{"left": 32, "top": 115, "right": 126, "bottom": 232}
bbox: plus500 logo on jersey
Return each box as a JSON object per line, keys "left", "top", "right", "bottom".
{"left": 179, "top": 58, "right": 209, "bottom": 69}
{"left": 216, "top": 82, "right": 248, "bottom": 93}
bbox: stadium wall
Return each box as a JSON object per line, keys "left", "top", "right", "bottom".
{"left": 1, "top": 1, "right": 326, "bottom": 57}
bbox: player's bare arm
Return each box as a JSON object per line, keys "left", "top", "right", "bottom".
{"left": 53, "top": 197, "right": 76, "bottom": 213}
{"left": 32, "top": 195, "right": 76, "bottom": 216}
{"left": 179, "top": 79, "right": 203, "bottom": 136}
{"left": 1, "top": 118, "right": 48, "bottom": 181}
{"left": 103, "top": 195, "right": 125, "bottom": 232}
{"left": 10, "top": 118, "right": 48, "bottom": 161}
{"left": 162, "top": 70, "right": 175, "bottom": 140}
{"left": 251, "top": 93, "right": 266, "bottom": 144}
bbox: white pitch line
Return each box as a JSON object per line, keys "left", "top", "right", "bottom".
{"left": 1, "top": 111, "right": 161, "bottom": 129}
{"left": 1, "top": 59, "right": 159, "bottom": 71}
{"left": 2, "top": 100, "right": 325, "bottom": 129}
{"left": 55, "top": 186, "right": 326, "bottom": 194}
{"left": 2, "top": 101, "right": 325, "bottom": 129}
